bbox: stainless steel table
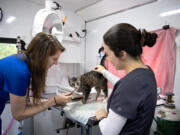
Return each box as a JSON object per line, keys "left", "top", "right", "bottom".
{"left": 42, "top": 93, "right": 106, "bottom": 135}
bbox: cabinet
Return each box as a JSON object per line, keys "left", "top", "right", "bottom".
{"left": 33, "top": 109, "right": 81, "bottom": 135}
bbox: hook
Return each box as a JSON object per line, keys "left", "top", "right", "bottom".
{"left": 162, "top": 25, "right": 170, "bottom": 30}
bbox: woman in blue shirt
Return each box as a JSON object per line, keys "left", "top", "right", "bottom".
{"left": 94, "top": 23, "right": 158, "bottom": 135}
{"left": 0, "top": 32, "right": 72, "bottom": 134}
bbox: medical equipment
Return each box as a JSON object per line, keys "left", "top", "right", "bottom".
{"left": 32, "top": 0, "right": 82, "bottom": 43}
{"left": 154, "top": 92, "right": 180, "bottom": 135}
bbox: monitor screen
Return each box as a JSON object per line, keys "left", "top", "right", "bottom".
{"left": 0, "top": 43, "right": 17, "bottom": 59}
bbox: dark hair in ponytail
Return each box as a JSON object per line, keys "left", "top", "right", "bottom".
{"left": 103, "top": 23, "right": 157, "bottom": 57}
{"left": 141, "top": 29, "right": 157, "bottom": 47}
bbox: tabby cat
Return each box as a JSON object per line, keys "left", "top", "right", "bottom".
{"left": 68, "top": 47, "right": 108, "bottom": 104}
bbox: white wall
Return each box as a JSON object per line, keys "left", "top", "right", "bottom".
{"left": 85, "top": 0, "right": 180, "bottom": 111}
{"left": 0, "top": 0, "right": 42, "bottom": 42}
{"left": 58, "top": 9, "right": 86, "bottom": 63}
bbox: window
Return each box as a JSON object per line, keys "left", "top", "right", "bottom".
{"left": 0, "top": 43, "right": 17, "bottom": 59}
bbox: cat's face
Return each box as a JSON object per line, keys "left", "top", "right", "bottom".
{"left": 68, "top": 77, "right": 81, "bottom": 91}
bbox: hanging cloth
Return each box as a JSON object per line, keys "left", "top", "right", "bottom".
{"left": 142, "top": 27, "right": 177, "bottom": 95}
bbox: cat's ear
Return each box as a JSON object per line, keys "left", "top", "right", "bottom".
{"left": 72, "top": 77, "right": 77, "bottom": 81}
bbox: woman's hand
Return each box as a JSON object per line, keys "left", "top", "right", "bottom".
{"left": 93, "top": 65, "right": 105, "bottom": 74}
{"left": 54, "top": 92, "right": 72, "bottom": 106}
{"left": 96, "top": 108, "right": 108, "bottom": 120}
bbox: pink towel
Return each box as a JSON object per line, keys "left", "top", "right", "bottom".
{"left": 142, "top": 27, "right": 177, "bottom": 95}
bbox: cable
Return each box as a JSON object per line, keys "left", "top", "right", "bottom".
{"left": 2, "top": 118, "right": 14, "bottom": 135}
{"left": 75, "top": 29, "right": 87, "bottom": 38}
{"left": 0, "top": 8, "right": 3, "bottom": 22}
{"left": 52, "top": 1, "right": 61, "bottom": 10}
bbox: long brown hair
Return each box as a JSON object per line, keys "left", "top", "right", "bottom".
{"left": 25, "top": 32, "right": 65, "bottom": 103}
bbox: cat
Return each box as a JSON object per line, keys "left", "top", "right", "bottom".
{"left": 68, "top": 47, "right": 108, "bottom": 104}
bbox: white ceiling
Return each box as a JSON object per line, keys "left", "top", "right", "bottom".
{"left": 26, "top": 0, "right": 158, "bottom": 22}
{"left": 27, "top": 0, "right": 102, "bottom": 11}
{"left": 76, "top": 0, "right": 158, "bottom": 22}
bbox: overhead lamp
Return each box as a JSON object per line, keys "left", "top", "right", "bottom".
{"left": 6, "top": 16, "right": 16, "bottom": 23}
{"left": 159, "top": 9, "right": 180, "bottom": 17}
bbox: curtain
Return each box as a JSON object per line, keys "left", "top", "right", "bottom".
{"left": 106, "top": 27, "right": 177, "bottom": 95}
{"left": 142, "top": 27, "right": 177, "bottom": 95}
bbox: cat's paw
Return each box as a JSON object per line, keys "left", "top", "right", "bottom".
{"left": 82, "top": 98, "right": 87, "bottom": 104}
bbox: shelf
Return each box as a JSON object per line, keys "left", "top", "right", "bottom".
{"left": 59, "top": 61, "right": 86, "bottom": 64}
{"left": 62, "top": 36, "right": 81, "bottom": 43}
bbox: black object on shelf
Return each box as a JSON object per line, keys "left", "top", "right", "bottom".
{"left": 162, "top": 25, "right": 170, "bottom": 30}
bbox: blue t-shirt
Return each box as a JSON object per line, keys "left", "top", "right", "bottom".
{"left": 0, "top": 54, "right": 30, "bottom": 114}
{"left": 107, "top": 67, "right": 157, "bottom": 135}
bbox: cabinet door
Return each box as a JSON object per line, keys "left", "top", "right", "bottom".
{"left": 1, "top": 104, "right": 19, "bottom": 135}
{"left": 33, "top": 109, "right": 62, "bottom": 135}
{"left": 33, "top": 108, "right": 85, "bottom": 135}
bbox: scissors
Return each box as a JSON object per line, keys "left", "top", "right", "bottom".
{"left": 66, "top": 89, "right": 77, "bottom": 96}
